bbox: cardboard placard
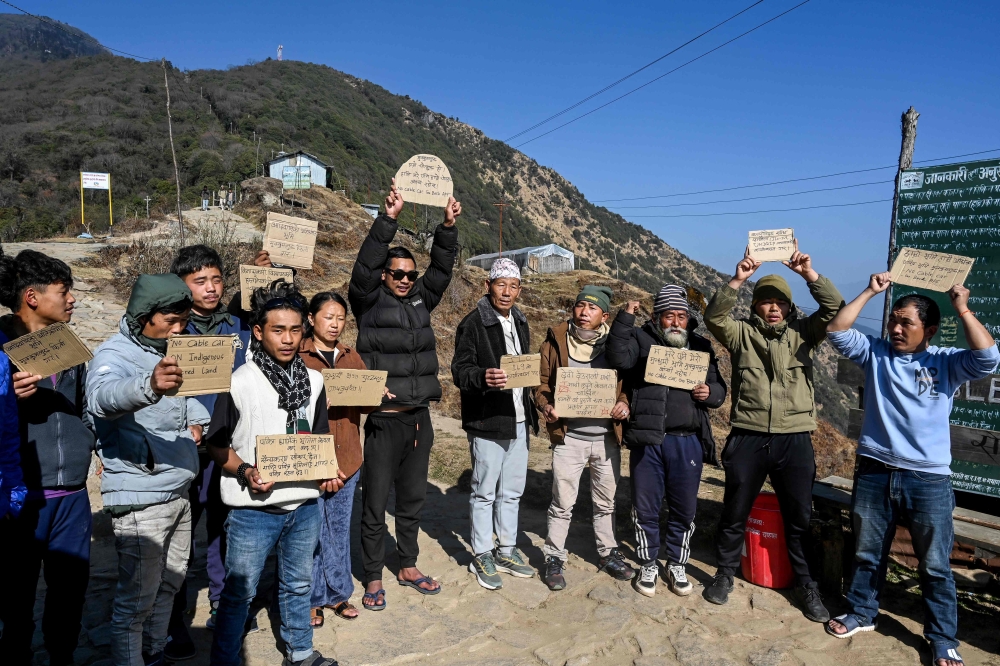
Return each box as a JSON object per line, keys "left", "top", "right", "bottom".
{"left": 2, "top": 322, "right": 93, "bottom": 376}
{"left": 644, "top": 346, "right": 710, "bottom": 389}
{"left": 393, "top": 154, "right": 454, "bottom": 207}
{"left": 748, "top": 228, "right": 795, "bottom": 262}
{"left": 890, "top": 247, "right": 975, "bottom": 292}
{"left": 165, "top": 335, "right": 236, "bottom": 397}
{"left": 321, "top": 369, "right": 389, "bottom": 406}
{"left": 500, "top": 354, "right": 542, "bottom": 389}
{"left": 554, "top": 367, "right": 618, "bottom": 418}
{"left": 238, "top": 265, "right": 295, "bottom": 310}
{"left": 263, "top": 212, "right": 318, "bottom": 269}
{"left": 256, "top": 434, "right": 338, "bottom": 482}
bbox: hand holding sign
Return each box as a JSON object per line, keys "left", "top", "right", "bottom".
{"left": 2, "top": 322, "right": 93, "bottom": 376}
{"left": 748, "top": 229, "right": 796, "bottom": 262}
{"left": 385, "top": 178, "right": 404, "bottom": 220}
{"left": 644, "top": 346, "right": 710, "bottom": 390}
{"left": 165, "top": 336, "right": 236, "bottom": 397}
{"left": 554, "top": 367, "right": 617, "bottom": 418}
{"left": 393, "top": 155, "right": 454, "bottom": 207}
{"left": 889, "top": 247, "right": 975, "bottom": 292}
{"left": 499, "top": 354, "right": 542, "bottom": 389}
{"left": 151, "top": 356, "right": 185, "bottom": 396}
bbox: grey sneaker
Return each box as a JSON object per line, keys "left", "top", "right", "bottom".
{"left": 469, "top": 552, "right": 503, "bottom": 590}
{"left": 667, "top": 564, "right": 693, "bottom": 596}
{"left": 494, "top": 548, "right": 535, "bottom": 578}
{"left": 634, "top": 562, "right": 658, "bottom": 597}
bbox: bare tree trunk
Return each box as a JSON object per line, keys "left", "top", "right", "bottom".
{"left": 882, "top": 106, "right": 919, "bottom": 335}
{"left": 162, "top": 58, "right": 185, "bottom": 242}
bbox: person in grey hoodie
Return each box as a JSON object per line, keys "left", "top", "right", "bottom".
{"left": 88, "top": 273, "right": 210, "bottom": 666}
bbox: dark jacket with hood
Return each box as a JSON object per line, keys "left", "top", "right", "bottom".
{"left": 452, "top": 296, "right": 539, "bottom": 440}
{"left": 0, "top": 315, "right": 96, "bottom": 491}
{"left": 606, "top": 311, "right": 726, "bottom": 464}
{"left": 348, "top": 214, "right": 458, "bottom": 407}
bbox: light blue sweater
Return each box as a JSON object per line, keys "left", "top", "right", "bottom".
{"left": 828, "top": 328, "right": 1000, "bottom": 474}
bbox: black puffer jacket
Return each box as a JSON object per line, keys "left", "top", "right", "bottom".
{"left": 348, "top": 214, "right": 458, "bottom": 407}
{"left": 451, "top": 297, "right": 539, "bottom": 440}
{"left": 606, "top": 310, "right": 727, "bottom": 464}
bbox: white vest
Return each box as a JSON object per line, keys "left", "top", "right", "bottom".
{"left": 220, "top": 362, "right": 325, "bottom": 510}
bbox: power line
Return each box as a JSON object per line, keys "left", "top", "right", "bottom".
{"left": 608, "top": 179, "right": 891, "bottom": 209}
{"left": 624, "top": 198, "right": 890, "bottom": 218}
{"left": 504, "top": 0, "right": 764, "bottom": 143}
{"left": 0, "top": 0, "right": 156, "bottom": 61}
{"left": 515, "top": 0, "right": 813, "bottom": 148}
{"left": 593, "top": 148, "right": 1000, "bottom": 203}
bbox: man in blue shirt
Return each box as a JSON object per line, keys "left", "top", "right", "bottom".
{"left": 826, "top": 271, "right": 999, "bottom": 666}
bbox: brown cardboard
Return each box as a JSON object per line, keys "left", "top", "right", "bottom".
{"left": 500, "top": 353, "right": 542, "bottom": 389}
{"left": 165, "top": 335, "right": 236, "bottom": 397}
{"left": 643, "top": 346, "right": 710, "bottom": 389}
{"left": 554, "top": 367, "right": 618, "bottom": 418}
{"left": 238, "top": 265, "right": 295, "bottom": 310}
{"left": 890, "top": 247, "right": 976, "bottom": 292}
{"left": 263, "top": 212, "right": 319, "bottom": 269}
{"left": 321, "top": 369, "right": 389, "bottom": 406}
{"left": 393, "top": 154, "right": 454, "bottom": 207}
{"left": 256, "top": 434, "right": 338, "bottom": 482}
{"left": 2, "top": 322, "right": 93, "bottom": 376}
{"left": 748, "top": 228, "right": 796, "bottom": 262}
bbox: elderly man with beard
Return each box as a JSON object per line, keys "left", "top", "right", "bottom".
{"left": 607, "top": 285, "right": 726, "bottom": 597}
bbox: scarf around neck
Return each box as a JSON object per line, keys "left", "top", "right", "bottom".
{"left": 566, "top": 321, "right": 610, "bottom": 363}
{"left": 189, "top": 308, "right": 233, "bottom": 335}
{"left": 251, "top": 339, "right": 312, "bottom": 430}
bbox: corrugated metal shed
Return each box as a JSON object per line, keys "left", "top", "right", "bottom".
{"left": 466, "top": 244, "right": 574, "bottom": 274}
{"left": 266, "top": 151, "right": 332, "bottom": 188}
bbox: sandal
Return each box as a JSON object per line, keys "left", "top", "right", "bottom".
{"left": 931, "top": 644, "right": 963, "bottom": 665}
{"left": 310, "top": 607, "right": 324, "bottom": 627}
{"left": 825, "top": 614, "right": 876, "bottom": 639}
{"left": 397, "top": 576, "right": 441, "bottom": 595}
{"left": 330, "top": 601, "right": 359, "bottom": 621}
{"left": 362, "top": 588, "right": 386, "bottom": 611}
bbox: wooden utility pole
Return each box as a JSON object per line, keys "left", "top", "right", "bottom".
{"left": 162, "top": 59, "right": 185, "bottom": 242}
{"left": 882, "top": 106, "right": 919, "bottom": 334}
{"left": 493, "top": 197, "right": 511, "bottom": 256}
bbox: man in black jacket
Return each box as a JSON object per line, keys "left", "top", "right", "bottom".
{"left": 451, "top": 258, "right": 539, "bottom": 590}
{"left": 348, "top": 179, "right": 461, "bottom": 609}
{"left": 0, "top": 250, "right": 95, "bottom": 666}
{"left": 607, "top": 284, "right": 726, "bottom": 599}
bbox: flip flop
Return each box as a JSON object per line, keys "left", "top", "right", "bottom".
{"left": 931, "top": 644, "right": 963, "bottom": 665}
{"left": 397, "top": 576, "right": 441, "bottom": 595}
{"left": 825, "top": 614, "right": 876, "bottom": 639}
{"left": 329, "top": 601, "right": 359, "bottom": 621}
{"left": 362, "top": 588, "right": 386, "bottom": 611}
{"left": 310, "top": 607, "right": 324, "bottom": 627}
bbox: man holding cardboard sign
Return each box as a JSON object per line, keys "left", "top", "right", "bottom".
{"left": 607, "top": 284, "right": 726, "bottom": 598}
{"left": 535, "top": 285, "right": 634, "bottom": 591}
{"left": 205, "top": 280, "right": 337, "bottom": 666}
{"left": 452, "top": 258, "right": 539, "bottom": 590}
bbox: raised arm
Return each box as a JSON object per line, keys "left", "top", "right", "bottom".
{"left": 606, "top": 305, "right": 643, "bottom": 371}
{"left": 348, "top": 182, "right": 404, "bottom": 317}
{"left": 702, "top": 348, "right": 727, "bottom": 409}
{"left": 705, "top": 248, "right": 761, "bottom": 349}
{"left": 88, "top": 351, "right": 184, "bottom": 420}
{"left": 950, "top": 284, "right": 996, "bottom": 351}
{"left": 417, "top": 197, "right": 461, "bottom": 312}
{"left": 781, "top": 240, "right": 845, "bottom": 344}
{"left": 827, "top": 272, "right": 889, "bottom": 333}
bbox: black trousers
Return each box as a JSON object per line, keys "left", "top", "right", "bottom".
{"left": 360, "top": 407, "right": 434, "bottom": 583}
{"left": 714, "top": 428, "right": 816, "bottom": 585}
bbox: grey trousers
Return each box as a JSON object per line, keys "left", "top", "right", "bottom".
{"left": 110, "top": 497, "right": 192, "bottom": 665}
{"left": 468, "top": 422, "right": 529, "bottom": 556}
{"left": 543, "top": 433, "right": 621, "bottom": 561}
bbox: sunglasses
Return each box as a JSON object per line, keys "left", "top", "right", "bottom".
{"left": 386, "top": 269, "right": 419, "bottom": 282}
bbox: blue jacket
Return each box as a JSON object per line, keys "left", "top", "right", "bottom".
{"left": 183, "top": 313, "right": 251, "bottom": 422}
{"left": 88, "top": 318, "right": 211, "bottom": 507}
{"left": 0, "top": 330, "right": 27, "bottom": 517}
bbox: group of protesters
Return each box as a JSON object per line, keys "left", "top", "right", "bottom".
{"left": 0, "top": 179, "right": 995, "bottom": 666}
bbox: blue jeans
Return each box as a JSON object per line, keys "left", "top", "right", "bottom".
{"left": 211, "top": 501, "right": 320, "bottom": 666}
{"left": 311, "top": 471, "right": 359, "bottom": 608}
{"left": 845, "top": 457, "right": 958, "bottom": 652}
{"left": 468, "top": 422, "right": 529, "bottom": 556}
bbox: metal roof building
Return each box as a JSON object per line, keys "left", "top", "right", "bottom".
{"left": 466, "top": 244, "right": 574, "bottom": 275}
{"left": 266, "top": 151, "right": 332, "bottom": 188}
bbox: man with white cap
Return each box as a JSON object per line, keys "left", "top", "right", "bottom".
{"left": 608, "top": 285, "right": 726, "bottom": 597}
{"left": 452, "top": 257, "right": 539, "bottom": 589}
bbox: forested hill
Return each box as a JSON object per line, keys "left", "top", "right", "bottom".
{"left": 0, "top": 13, "right": 105, "bottom": 61}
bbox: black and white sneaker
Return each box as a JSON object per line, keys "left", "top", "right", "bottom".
{"left": 667, "top": 564, "right": 693, "bottom": 596}
{"left": 634, "top": 562, "right": 658, "bottom": 597}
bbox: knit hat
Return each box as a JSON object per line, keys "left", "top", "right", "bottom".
{"left": 489, "top": 257, "right": 521, "bottom": 281}
{"left": 575, "top": 285, "right": 613, "bottom": 313}
{"left": 653, "top": 284, "right": 688, "bottom": 314}
{"left": 752, "top": 274, "right": 793, "bottom": 306}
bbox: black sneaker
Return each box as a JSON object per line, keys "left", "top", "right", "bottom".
{"left": 142, "top": 652, "right": 165, "bottom": 666}
{"left": 163, "top": 631, "right": 196, "bottom": 662}
{"left": 793, "top": 582, "right": 830, "bottom": 623}
{"left": 598, "top": 548, "right": 636, "bottom": 581}
{"left": 702, "top": 572, "right": 734, "bottom": 605}
{"left": 544, "top": 556, "right": 566, "bottom": 591}
{"left": 281, "top": 650, "right": 337, "bottom": 666}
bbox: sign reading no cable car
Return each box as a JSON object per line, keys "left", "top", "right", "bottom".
{"left": 79, "top": 171, "right": 114, "bottom": 229}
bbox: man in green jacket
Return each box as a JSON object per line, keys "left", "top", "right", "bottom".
{"left": 702, "top": 243, "right": 844, "bottom": 623}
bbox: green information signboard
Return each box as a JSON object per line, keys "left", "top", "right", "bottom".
{"left": 892, "top": 157, "right": 1000, "bottom": 497}
{"left": 282, "top": 166, "right": 311, "bottom": 190}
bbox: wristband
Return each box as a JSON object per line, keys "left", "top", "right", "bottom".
{"left": 236, "top": 462, "right": 254, "bottom": 490}
{"left": 958, "top": 310, "right": 973, "bottom": 318}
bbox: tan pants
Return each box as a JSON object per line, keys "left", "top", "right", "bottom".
{"left": 543, "top": 433, "right": 621, "bottom": 560}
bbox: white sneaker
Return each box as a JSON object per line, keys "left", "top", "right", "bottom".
{"left": 667, "top": 564, "right": 693, "bottom": 596}
{"left": 634, "top": 563, "right": 658, "bottom": 597}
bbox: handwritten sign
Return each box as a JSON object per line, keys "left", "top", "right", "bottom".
{"left": 256, "top": 434, "right": 338, "bottom": 482}
{"left": 889, "top": 247, "right": 975, "bottom": 292}
{"left": 644, "top": 346, "right": 710, "bottom": 389}
{"left": 748, "top": 228, "right": 795, "bottom": 262}
{"left": 500, "top": 354, "right": 541, "bottom": 389}
{"left": 2, "top": 322, "right": 93, "bottom": 376}
{"left": 321, "top": 369, "right": 388, "bottom": 406}
{"left": 393, "top": 154, "right": 454, "bottom": 207}
{"left": 263, "top": 212, "right": 318, "bottom": 269}
{"left": 554, "top": 367, "right": 618, "bottom": 418}
{"left": 238, "top": 265, "right": 294, "bottom": 310}
{"left": 165, "top": 335, "right": 236, "bottom": 397}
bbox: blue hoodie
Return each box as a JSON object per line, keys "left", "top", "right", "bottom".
{"left": 828, "top": 328, "right": 1000, "bottom": 474}
{"left": 0, "top": 330, "right": 27, "bottom": 517}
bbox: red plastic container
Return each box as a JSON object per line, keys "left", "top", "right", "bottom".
{"left": 740, "top": 491, "right": 794, "bottom": 589}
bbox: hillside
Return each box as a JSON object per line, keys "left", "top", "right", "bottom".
{"left": 0, "top": 14, "right": 105, "bottom": 61}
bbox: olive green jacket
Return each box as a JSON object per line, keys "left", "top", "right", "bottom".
{"left": 704, "top": 276, "right": 844, "bottom": 434}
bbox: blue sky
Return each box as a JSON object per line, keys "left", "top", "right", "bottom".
{"left": 9, "top": 1, "right": 1000, "bottom": 321}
